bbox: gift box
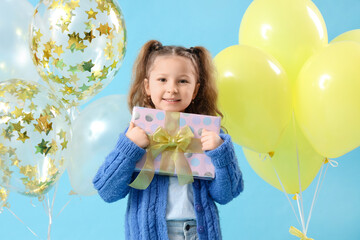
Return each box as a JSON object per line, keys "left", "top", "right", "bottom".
{"left": 130, "top": 107, "right": 220, "bottom": 189}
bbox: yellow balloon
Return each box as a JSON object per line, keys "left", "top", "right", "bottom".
{"left": 214, "top": 45, "right": 291, "bottom": 153}
{"left": 331, "top": 29, "right": 360, "bottom": 44}
{"left": 295, "top": 41, "right": 360, "bottom": 158}
{"left": 239, "top": 0, "right": 328, "bottom": 85}
{"left": 243, "top": 117, "right": 324, "bottom": 194}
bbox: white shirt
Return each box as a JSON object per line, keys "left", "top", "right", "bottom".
{"left": 165, "top": 176, "right": 196, "bottom": 220}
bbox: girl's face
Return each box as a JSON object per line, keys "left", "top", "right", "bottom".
{"left": 144, "top": 55, "right": 200, "bottom": 112}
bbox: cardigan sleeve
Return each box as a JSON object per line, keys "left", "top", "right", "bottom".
{"left": 92, "top": 129, "right": 146, "bottom": 203}
{"left": 205, "top": 133, "right": 244, "bottom": 205}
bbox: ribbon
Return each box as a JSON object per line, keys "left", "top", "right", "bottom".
{"left": 289, "top": 226, "right": 314, "bottom": 240}
{"left": 324, "top": 158, "right": 338, "bottom": 167}
{"left": 129, "top": 111, "right": 203, "bottom": 190}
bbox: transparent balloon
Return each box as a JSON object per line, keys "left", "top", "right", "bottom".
{"left": 0, "top": 0, "right": 39, "bottom": 82}
{"left": 0, "top": 79, "right": 71, "bottom": 197}
{"left": 30, "top": 0, "right": 127, "bottom": 108}
{"left": 67, "top": 95, "right": 131, "bottom": 195}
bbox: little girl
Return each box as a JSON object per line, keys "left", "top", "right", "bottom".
{"left": 93, "top": 40, "right": 244, "bottom": 240}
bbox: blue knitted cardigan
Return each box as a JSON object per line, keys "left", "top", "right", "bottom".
{"left": 93, "top": 130, "right": 244, "bottom": 240}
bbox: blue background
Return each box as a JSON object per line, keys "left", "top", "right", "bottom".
{"left": 1, "top": 0, "right": 360, "bottom": 239}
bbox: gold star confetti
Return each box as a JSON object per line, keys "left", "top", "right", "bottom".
{"left": 61, "top": 86, "right": 75, "bottom": 95}
{"left": 84, "top": 30, "right": 96, "bottom": 43}
{"left": 85, "top": 8, "right": 98, "bottom": 20}
{"left": 2, "top": 127, "right": 14, "bottom": 141}
{"left": 33, "top": 29, "right": 43, "bottom": 42}
{"left": 61, "top": 139, "right": 68, "bottom": 150}
{"left": 19, "top": 165, "right": 38, "bottom": 179}
{"left": 0, "top": 144, "right": 7, "bottom": 155}
{"left": 33, "top": 114, "right": 53, "bottom": 135}
{"left": 82, "top": 60, "right": 94, "bottom": 72}
{"left": 107, "top": 30, "right": 115, "bottom": 40}
{"left": 104, "top": 42, "right": 114, "bottom": 60}
{"left": 43, "top": 48, "right": 52, "bottom": 60}
{"left": 69, "top": 74, "right": 80, "bottom": 84}
{"left": 96, "top": 0, "right": 110, "bottom": 13}
{"left": 23, "top": 112, "right": 34, "bottom": 124}
{"left": 67, "top": 0, "right": 80, "bottom": 9}
{"left": 0, "top": 187, "right": 9, "bottom": 208}
{"left": 55, "top": 59, "right": 67, "bottom": 70}
{"left": 17, "top": 91, "right": 30, "bottom": 102}
{"left": 97, "top": 23, "right": 112, "bottom": 36}
{"left": 41, "top": 58, "right": 50, "bottom": 68}
{"left": 8, "top": 147, "right": 16, "bottom": 157}
{"left": 48, "top": 139, "right": 59, "bottom": 155}
{"left": 35, "top": 139, "right": 52, "bottom": 156}
{"left": 2, "top": 167, "right": 13, "bottom": 179}
{"left": 69, "top": 65, "right": 79, "bottom": 74}
{"left": 12, "top": 122, "right": 24, "bottom": 132}
{"left": 85, "top": 21, "right": 95, "bottom": 31}
{"left": 79, "top": 83, "right": 90, "bottom": 91}
{"left": 11, "top": 106, "right": 24, "bottom": 118}
{"left": 29, "top": 102, "right": 37, "bottom": 111}
{"left": 49, "top": 0, "right": 60, "bottom": 10}
{"left": 17, "top": 131, "right": 30, "bottom": 143}
{"left": 61, "top": 22, "right": 70, "bottom": 33}
{"left": 54, "top": 45, "right": 64, "bottom": 56}
{"left": 67, "top": 32, "right": 86, "bottom": 52}
{"left": 10, "top": 156, "right": 21, "bottom": 167}
{"left": 57, "top": 129, "right": 66, "bottom": 139}
{"left": 87, "top": 73, "right": 96, "bottom": 82}
{"left": 44, "top": 40, "right": 55, "bottom": 52}
{"left": 110, "top": 60, "right": 118, "bottom": 69}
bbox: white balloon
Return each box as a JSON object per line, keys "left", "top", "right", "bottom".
{"left": 67, "top": 95, "right": 131, "bottom": 195}
{"left": 0, "top": 0, "right": 39, "bottom": 82}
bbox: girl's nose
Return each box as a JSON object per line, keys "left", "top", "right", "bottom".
{"left": 166, "top": 82, "right": 178, "bottom": 93}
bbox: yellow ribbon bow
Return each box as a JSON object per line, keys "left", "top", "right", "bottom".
{"left": 129, "top": 111, "right": 203, "bottom": 190}
{"left": 289, "top": 226, "right": 314, "bottom": 240}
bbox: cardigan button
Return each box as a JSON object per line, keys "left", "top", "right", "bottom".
{"left": 195, "top": 204, "right": 203, "bottom": 212}
{"left": 197, "top": 226, "right": 205, "bottom": 234}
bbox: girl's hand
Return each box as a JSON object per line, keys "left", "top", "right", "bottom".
{"left": 200, "top": 129, "right": 223, "bottom": 151}
{"left": 126, "top": 122, "right": 149, "bottom": 148}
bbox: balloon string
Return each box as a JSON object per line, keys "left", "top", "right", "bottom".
{"left": 295, "top": 194, "right": 306, "bottom": 234}
{"left": 292, "top": 111, "right": 306, "bottom": 234}
{"left": 56, "top": 199, "right": 72, "bottom": 218}
{"left": 315, "top": 161, "right": 330, "bottom": 205}
{"left": 47, "top": 183, "right": 58, "bottom": 240}
{"left": 272, "top": 166, "right": 301, "bottom": 226}
{"left": 305, "top": 160, "right": 326, "bottom": 233}
{"left": 6, "top": 208, "right": 40, "bottom": 239}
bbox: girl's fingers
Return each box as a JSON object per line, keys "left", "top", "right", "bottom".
{"left": 129, "top": 121, "right": 135, "bottom": 130}
{"left": 200, "top": 135, "right": 211, "bottom": 143}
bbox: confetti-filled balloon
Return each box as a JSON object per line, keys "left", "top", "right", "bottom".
{"left": 30, "top": 0, "right": 127, "bottom": 108}
{"left": 0, "top": 0, "right": 39, "bottom": 82}
{"left": 0, "top": 79, "right": 71, "bottom": 197}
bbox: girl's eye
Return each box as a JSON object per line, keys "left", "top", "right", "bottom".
{"left": 179, "top": 79, "right": 188, "bottom": 84}
{"left": 158, "top": 78, "right": 166, "bottom": 82}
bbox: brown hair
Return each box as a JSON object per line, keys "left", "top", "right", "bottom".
{"left": 128, "top": 40, "right": 223, "bottom": 119}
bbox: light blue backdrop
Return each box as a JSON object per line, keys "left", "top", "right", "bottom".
{"left": 1, "top": 0, "right": 359, "bottom": 239}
